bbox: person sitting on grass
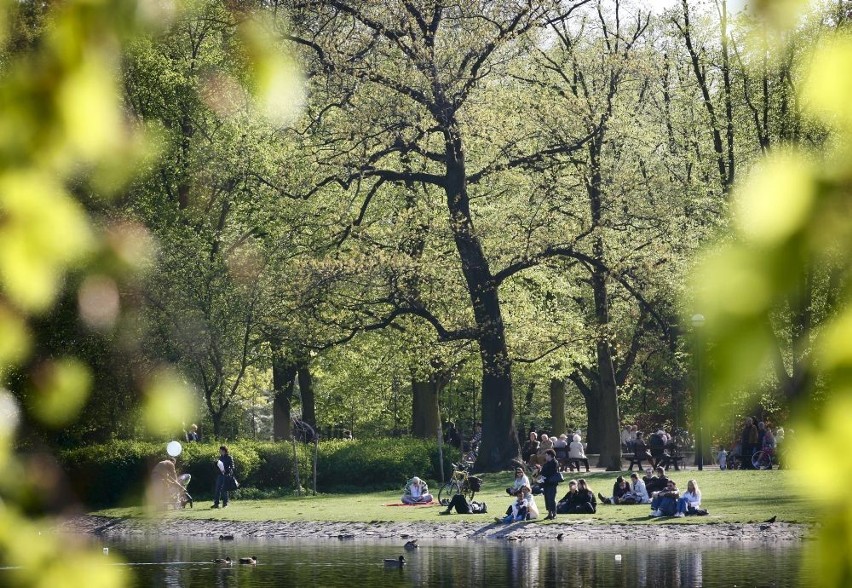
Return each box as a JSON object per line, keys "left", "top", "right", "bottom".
{"left": 506, "top": 466, "right": 531, "bottom": 496}
{"left": 556, "top": 479, "right": 597, "bottom": 514}
{"left": 650, "top": 479, "right": 680, "bottom": 517}
{"left": 675, "top": 479, "right": 702, "bottom": 517}
{"left": 622, "top": 472, "right": 650, "bottom": 504}
{"left": 644, "top": 467, "right": 670, "bottom": 494}
{"left": 498, "top": 488, "right": 531, "bottom": 523}
{"left": 599, "top": 476, "right": 630, "bottom": 505}
{"left": 402, "top": 477, "right": 433, "bottom": 504}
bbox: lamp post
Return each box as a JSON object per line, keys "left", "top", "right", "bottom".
{"left": 691, "top": 314, "right": 705, "bottom": 471}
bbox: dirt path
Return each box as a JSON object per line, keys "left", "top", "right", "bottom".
{"left": 60, "top": 515, "right": 810, "bottom": 544}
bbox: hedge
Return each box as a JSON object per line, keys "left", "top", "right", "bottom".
{"left": 57, "top": 438, "right": 460, "bottom": 507}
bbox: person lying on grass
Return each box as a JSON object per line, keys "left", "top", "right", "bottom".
{"left": 401, "top": 477, "right": 433, "bottom": 504}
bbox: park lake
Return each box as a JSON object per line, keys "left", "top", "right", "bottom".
{"left": 76, "top": 536, "right": 810, "bottom": 587}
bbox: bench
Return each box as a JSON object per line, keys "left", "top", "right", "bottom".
{"left": 563, "top": 457, "right": 590, "bottom": 472}
{"left": 656, "top": 453, "right": 686, "bottom": 471}
{"left": 625, "top": 453, "right": 653, "bottom": 471}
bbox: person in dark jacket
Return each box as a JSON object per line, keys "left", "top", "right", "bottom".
{"left": 644, "top": 467, "right": 670, "bottom": 494}
{"left": 539, "top": 449, "right": 560, "bottom": 519}
{"left": 556, "top": 479, "right": 596, "bottom": 514}
{"left": 212, "top": 445, "right": 234, "bottom": 509}
{"left": 741, "top": 418, "right": 759, "bottom": 469}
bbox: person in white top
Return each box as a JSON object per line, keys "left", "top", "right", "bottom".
{"left": 506, "top": 467, "right": 531, "bottom": 495}
{"left": 675, "top": 479, "right": 701, "bottom": 517}
{"left": 402, "top": 477, "right": 433, "bottom": 504}
{"left": 568, "top": 434, "right": 586, "bottom": 459}
{"left": 620, "top": 425, "right": 632, "bottom": 450}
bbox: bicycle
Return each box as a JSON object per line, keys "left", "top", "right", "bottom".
{"left": 751, "top": 447, "right": 775, "bottom": 470}
{"left": 438, "top": 462, "right": 480, "bottom": 505}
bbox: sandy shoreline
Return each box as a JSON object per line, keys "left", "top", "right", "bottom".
{"left": 60, "top": 515, "right": 811, "bottom": 544}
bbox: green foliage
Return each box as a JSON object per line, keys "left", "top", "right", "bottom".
{"left": 59, "top": 438, "right": 458, "bottom": 506}
{"left": 690, "top": 3, "right": 852, "bottom": 586}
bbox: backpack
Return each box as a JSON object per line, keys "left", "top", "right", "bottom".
{"left": 470, "top": 501, "right": 487, "bottom": 514}
{"left": 468, "top": 476, "right": 483, "bottom": 492}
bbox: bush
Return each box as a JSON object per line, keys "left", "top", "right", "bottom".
{"left": 58, "top": 437, "right": 460, "bottom": 507}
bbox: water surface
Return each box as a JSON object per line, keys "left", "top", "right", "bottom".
{"left": 93, "top": 537, "right": 809, "bottom": 587}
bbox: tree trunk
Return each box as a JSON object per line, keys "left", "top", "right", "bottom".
{"left": 271, "top": 345, "right": 297, "bottom": 441}
{"left": 596, "top": 340, "right": 622, "bottom": 470}
{"left": 584, "top": 389, "right": 601, "bottom": 454}
{"left": 210, "top": 409, "right": 223, "bottom": 438}
{"left": 411, "top": 376, "right": 440, "bottom": 439}
{"left": 440, "top": 120, "right": 519, "bottom": 471}
{"left": 297, "top": 364, "right": 316, "bottom": 429}
{"left": 549, "top": 378, "right": 566, "bottom": 435}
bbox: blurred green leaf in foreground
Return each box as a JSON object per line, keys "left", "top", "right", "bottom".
{"left": 693, "top": 2, "right": 852, "bottom": 586}
{"left": 0, "top": 0, "right": 299, "bottom": 585}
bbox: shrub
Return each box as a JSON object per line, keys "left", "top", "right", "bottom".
{"left": 58, "top": 437, "right": 460, "bottom": 506}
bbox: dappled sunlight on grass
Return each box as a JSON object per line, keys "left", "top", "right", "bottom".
{"left": 94, "top": 469, "right": 816, "bottom": 526}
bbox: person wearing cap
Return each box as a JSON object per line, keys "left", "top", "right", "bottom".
{"left": 402, "top": 476, "right": 433, "bottom": 504}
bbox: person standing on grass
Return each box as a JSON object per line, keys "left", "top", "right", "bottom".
{"left": 212, "top": 445, "right": 234, "bottom": 509}
{"left": 540, "top": 449, "right": 560, "bottom": 520}
{"left": 741, "top": 417, "right": 758, "bottom": 469}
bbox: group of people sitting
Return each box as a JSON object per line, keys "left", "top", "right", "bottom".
{"left": 493, "top": 464, "right": 709, "bottom": 523}
{"left": 627, "top": 429, "right": 685, "bottom": 470}
{"left": 523, "top": 431, "right": 589, "bottom": 472}
{"left": 598, "top": 467, "right": 707, "bottom": 517}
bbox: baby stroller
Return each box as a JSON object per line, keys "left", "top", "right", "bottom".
{"left": 171, "top": 473, "right": 193, "bottom": 509}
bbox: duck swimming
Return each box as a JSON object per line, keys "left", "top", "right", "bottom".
{"left": 403, "top": 540, "right": 418, "bottom": 551}
{"left": 219, "top": 535, "right": 235, "bottom": 541}
{"left": 238, "top": 556, "right": 257, "bottom": 565}
{"left": 384, "top": 555, "right": 405, "bottom": 568}
{"left": 213, "top": 558, "right": 232, "bottom": 565}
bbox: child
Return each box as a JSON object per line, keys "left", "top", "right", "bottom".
{"left": 498, "top": 489, "right": 529, "bottom": 523}
{"left": 717, "top": 447, "right": 728, "bottom": 471}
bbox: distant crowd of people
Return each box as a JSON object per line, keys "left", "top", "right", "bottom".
{"left": 495, "top": 464, "right": 707, "bottom": 522}
{"left": 717, "top": 417, "right": 784, "bottom": 470}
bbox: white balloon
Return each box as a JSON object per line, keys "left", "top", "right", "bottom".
{"left": 167, "top": 441, "right": 183, "bottom": 457}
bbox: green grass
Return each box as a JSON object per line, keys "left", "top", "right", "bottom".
{"left": 94, "top": 469, "right": 816, "bottom": 525}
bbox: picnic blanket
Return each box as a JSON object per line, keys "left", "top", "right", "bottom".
{"left": 385, "top": 501, "right": 438, "bottom": 507}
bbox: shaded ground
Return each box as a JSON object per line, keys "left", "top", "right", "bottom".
{"left": 61, "top": 514, "right": 810, "bottom": 544}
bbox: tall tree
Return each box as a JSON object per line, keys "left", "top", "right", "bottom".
{"left": 286, "top": 0, "right": 596, "bottom": 470}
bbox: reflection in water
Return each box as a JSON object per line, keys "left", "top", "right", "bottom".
{"left": 8, "top": 536, "right": 807, "bottom": 587}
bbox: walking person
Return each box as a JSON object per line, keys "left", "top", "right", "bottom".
{"left": 212, "top": 445, "right": 234, "bottom": 509}
{"left": 539, "top": 449, "right": 560, "bottom": 520}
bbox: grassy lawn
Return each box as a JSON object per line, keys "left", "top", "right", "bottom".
{"left": 95, "top": 469, "right": 815, "bottom": 525}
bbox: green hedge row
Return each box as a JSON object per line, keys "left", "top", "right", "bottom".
{"left": 58, "top": 438, "right": 459, "bottom": 507}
